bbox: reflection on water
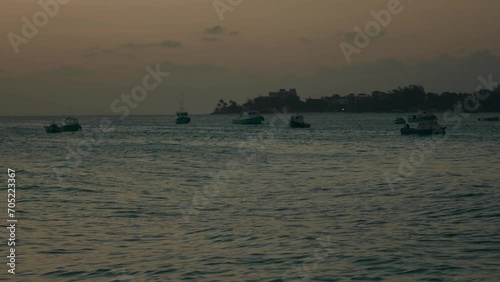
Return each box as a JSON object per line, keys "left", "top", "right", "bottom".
{"left": 0, "top": 113, "right": 499, "bottom": 281}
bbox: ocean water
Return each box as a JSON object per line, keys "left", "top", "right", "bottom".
{"left": 0, "top": 113, "right": 499, "bottom": 281}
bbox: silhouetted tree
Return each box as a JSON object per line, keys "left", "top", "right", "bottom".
{"left": 212, "top": 85, "right": 499, "bottom": 114}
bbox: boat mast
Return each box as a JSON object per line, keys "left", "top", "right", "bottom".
{"left": 180, "top": 93, "right": 185, "bottom": 111}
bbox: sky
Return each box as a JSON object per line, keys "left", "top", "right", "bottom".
{"left": 1, "top": 0, "right": 499, "bottom": 115}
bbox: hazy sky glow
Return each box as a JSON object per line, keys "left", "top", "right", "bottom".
{"left": 1, "top": 0, "right": 500, "bottom": 115}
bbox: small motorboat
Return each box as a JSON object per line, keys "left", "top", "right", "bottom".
{"left": 394, "top": 117, "right": 406, "bottom": 124}
{"left": 176, "top": 112, "right": 191, "bottom": 124}
{"left": 401, "top": 121, "right": 446, "bottom": 135}
{"left": 175, "top": 96, "right": 191, "bottom": 124}
{"left": 401, "top": 112, "right": 445, "bottom": 135}
{"left": 60, "top": 117, "right": 82, "bottom": 132}
{"left": 478, "top": 117, "right": 499, "bottom": 121}
{"left": 289, "top": 115, "right": 311, "bottom": 128}
{"left": 44, "top": 123, "right": 62, "bottom": 133}
{"left": 232, "top": 111, "right": 264, "bottom": 125}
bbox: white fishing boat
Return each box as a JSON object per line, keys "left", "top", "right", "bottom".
{"left": 401, "top": 112, "right": 445, "bottom": 135}
{"left": 44, "top": 122, "right": 62, "bottom": 133}
{"left": 60, "top": 117, "right": 82, "bottom": 132}
{"left": 232, "top": 111, "right": 264, "bottom": 125}
{"left": 289, "top": 115, "right": 311, "bottom": 128}
{"left": 175, "top": 97, "right": 191, "bottom": 124}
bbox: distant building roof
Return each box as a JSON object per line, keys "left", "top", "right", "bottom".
{"left": 268, "top": 88, "right": 298, "bottom": 99}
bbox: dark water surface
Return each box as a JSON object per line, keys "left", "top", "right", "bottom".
{"left": 1, "top": 113, "right": 499, "bottom": 281}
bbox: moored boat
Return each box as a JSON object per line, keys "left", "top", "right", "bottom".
{"left": 394, "top": 117, "right": 406, "bottom": 124}
{"left": 175, "top": 96, "right": 191, "bottom": 124}
{"left": 401, "top": 112, "right": 445, "bottom": 135}
{"left": 44, "top": 123, "right": 62, "bottom": 133}
{"left": 60, "top": 117, "right": 82, "bottom": 132}
{"left": 289, "top": 115, "right": 311, "bottom": 128}
{"left": 232, "top": 111, "right": 264, "bottom": 125}
{"left": 176, "top": 112, "right": 191, "bottom": 124}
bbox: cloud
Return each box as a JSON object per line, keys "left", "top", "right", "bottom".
{"left": 4, "top": 50, "right": 500, "bottom": 115}
{"left": 81, "top": 40, "right": 182, "bottom": 57}
{"left": 307, "top": 50, "right": 500, "bottom": 94}
{"left": 204, "top": 25, "right": 225, "bottom": 35}
{"left": 45, "top": 66, "right": 92, "bottom": 77}
{"left": 122, "top": 40, "right": 182, "bottom": 48}
{"left": 101, "top": 48, "right": 114, "bottom": 54}
{"left": 147, "top": 50, "right": 500, "bottom": 107}
{"left": 81, "top": 45, "right": 122, "bottom": 57}
{"left": 201, "top": 25, "right": 240, "bottom": 42}
{"left": 166, "top": 50, "right": 500, "bottom": 98}
{"left": 82, "top": 45, "right": 102, "bottom": 57}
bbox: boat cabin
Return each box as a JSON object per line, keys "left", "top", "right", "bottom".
{"left": 63, "top": 117, "right": 79, "bottom": 125}
{"left": 240, "top": 111, "right": 260, "bottom": 118}
{"left": 407, "top": 113, "right": 437, "bottom": 123}
{"left": 290, "top": 115, "right": 305, "bottom": 123}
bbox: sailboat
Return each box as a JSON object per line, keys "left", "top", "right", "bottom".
{"left": 175, "top": 96, "right": 191, "bottom": 124}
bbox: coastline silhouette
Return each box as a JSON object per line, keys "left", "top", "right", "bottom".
{"left": 213, "top": 85, "right": 500, "bottom": 114}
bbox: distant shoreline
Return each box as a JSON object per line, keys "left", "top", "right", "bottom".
{"left": 212, "top": 86, "right": 500, "bottom": 115}
{"left": 2, "top": 111, "right": 500, "bottom": 118}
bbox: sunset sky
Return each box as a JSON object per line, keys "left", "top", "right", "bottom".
{"left": 1, "top": 0, "right": 500, "bottom": 115}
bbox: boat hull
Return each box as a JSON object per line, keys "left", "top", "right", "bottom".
{"left": 176, "top": 116, "right": 191, "bottom": 124}
{"left": 61, "top": 124, "right": 82, "bottom": 132}
{"left": 44, "top": 125, "right": 62, "bottom": 133}
{"left": 401, "top": 128, "right": 446, "bottom": 135}
{"left": 289, "top": 121, "right": 311, "bottom": 128}
{"left": 232, "top": 116, "right": 264, "bottom": 124}
{"left": 394, "top": 118, "right": 406, "bottom": 124}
